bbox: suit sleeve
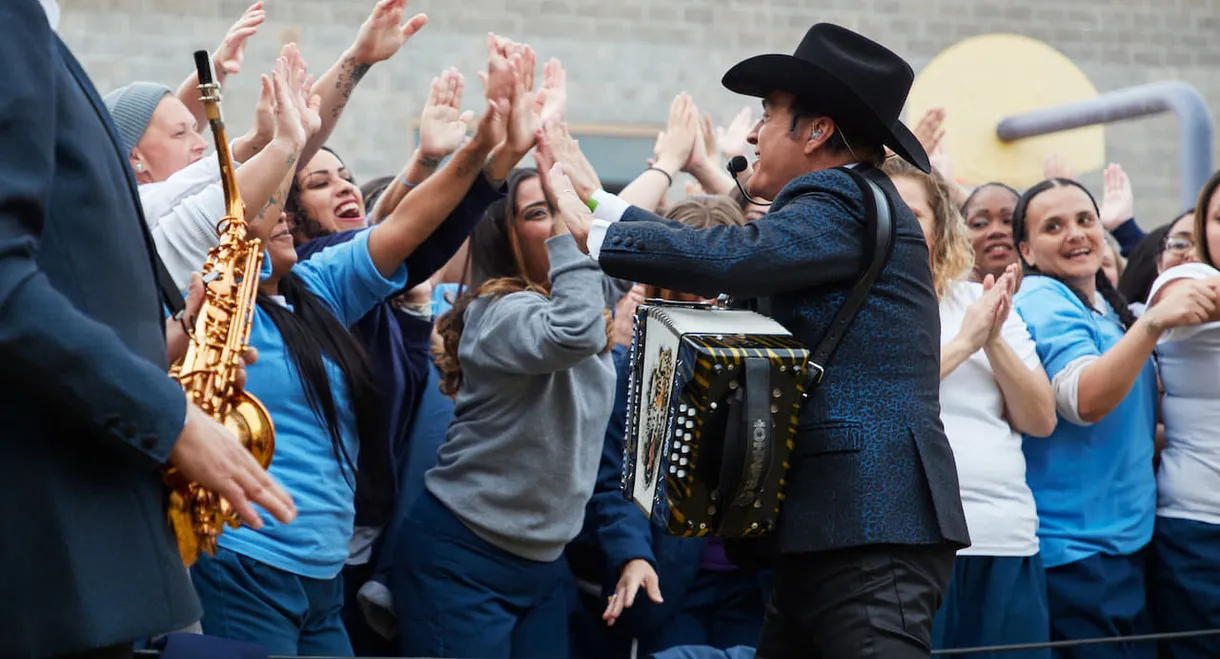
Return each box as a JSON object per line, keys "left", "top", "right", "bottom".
{"left": 597, "top": 184, "right": 865, "bottom": 299}
{"left": 0, "top": 1, "right": 186, "bottom": 464}
{"left": 590, "top": 348, "right": 657, "bottom": 572}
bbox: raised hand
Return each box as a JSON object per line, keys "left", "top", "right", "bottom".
{"left": 244, "top": 74, "right": 275, "bottom": 153}
{"left": 913, "top": 107, "right": 946, "bottom": 155}
{"left": 480, "top": 33, "right": 516, "bottom": 118}
{"left": 271, "top": 51, "right": 320, "bottom": 150}
{"left": 537, "top": 58, "right": 568, "bottom": 124}
{"left": 213, "top": 1, "right": 265, "bottom": 83}
{"left": 350, "top": 0, "right": 428, "bottom": 66}
{"left": 715, "top": 106, "right": 754, "bottom": 161}
{"left": 655, "top": 92, "right": 698, "bottom": 174}
{"left": 538, "top": 118, "right": 602, "bottom": 203}
{"left": 1098, "top": 163, "right": 1135, "bottom": 231}
{"left": 1042, "top": 152, "right": 1076, "bottom": 180}
{"left": 502, "top": 41, "right": 540, "bottom": 157}
{"left": 545, "top": 162, "right": 594, "bottom": 250}
{"left": 418, "top": 68, "right": 474, "bottom": 161}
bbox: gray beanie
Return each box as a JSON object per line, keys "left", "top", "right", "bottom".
{"left": 103, "top": 82, "right": 174, "bottom": 155}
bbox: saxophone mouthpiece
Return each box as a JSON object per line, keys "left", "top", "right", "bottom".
{"left": 194, "top": 50, "right": 214, "bottom": 85}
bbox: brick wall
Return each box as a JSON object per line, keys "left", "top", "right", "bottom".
{"left": 59, "top": 0, "right": 1220, "bottom": 227}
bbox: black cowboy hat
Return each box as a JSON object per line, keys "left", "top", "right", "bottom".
{"left": 722, "top": 23, "right": 930, "bottom": 173}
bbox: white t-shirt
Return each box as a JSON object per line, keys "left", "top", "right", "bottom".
{"left": 939, "top": 280, "right": 1042, "bottom": 556}
{"left": 1147, "top": 262, "right": 1220, "bottom": 525}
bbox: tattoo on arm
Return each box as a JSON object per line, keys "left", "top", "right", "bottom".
{"left": 418, "top": 155, "right": 441, "bottom": 169}
{"left": 256, "top": 156, "right": 298, "bottom": 221}
{"left": 452, "top": 149, "right": 481, "bottom": 178}
{"left": 331, "top": 57, "right": 373, "bottom": 120}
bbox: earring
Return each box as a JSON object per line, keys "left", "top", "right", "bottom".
{"left": 135, "top": 162, "right": 144, "bottom": 171}
{"left": 812, "top": 130, "right": 823, "bottom": 139}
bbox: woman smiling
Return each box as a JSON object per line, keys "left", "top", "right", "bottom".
{"left": 1011, "top": 178, "right": 1217, "bottom": 658}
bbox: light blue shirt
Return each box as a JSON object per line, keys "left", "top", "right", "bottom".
{"left": 219, "top": 230, "right": 407, "bottom": 578}
{"left": 1014, "top": 276, "right": 1157, "bottom": 568}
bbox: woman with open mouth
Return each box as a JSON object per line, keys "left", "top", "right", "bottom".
{"left": 1010, "top": 178, "right": 1217, "bottom": 659}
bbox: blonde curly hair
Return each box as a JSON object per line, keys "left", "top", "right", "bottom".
{"left": 882, "top": 158, "right": 974, "bottom": 300}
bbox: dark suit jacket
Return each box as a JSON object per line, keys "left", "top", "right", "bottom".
{"left": 0, "top": 2, "right": 200, "bottom": 656}
{"left": 597, "top": 165, "right": 970, "bottom": 555}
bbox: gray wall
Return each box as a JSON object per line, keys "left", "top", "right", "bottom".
{"left": 60, "top": 0, "right": 1220, "bottom": 227}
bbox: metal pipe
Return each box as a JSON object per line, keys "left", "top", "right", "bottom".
{"left": 996, "top": 81, "right": 1213, "bottom": 210}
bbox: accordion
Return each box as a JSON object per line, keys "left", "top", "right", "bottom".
{"left": 621, "top": 300, "right": 810, "bottom": 538}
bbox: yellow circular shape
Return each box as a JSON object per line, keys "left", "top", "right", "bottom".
{"left": 906, "top": 34, "right": 1104, "bottom": 189}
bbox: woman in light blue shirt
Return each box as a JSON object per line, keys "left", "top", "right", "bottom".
{"left": 1011, "top": 178, "right": 1213, "bottom": 658}
{"left": 188, "top": 99, "right": 506, "bottom": 656}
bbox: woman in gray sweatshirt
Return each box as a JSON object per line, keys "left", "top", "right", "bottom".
{"left": 391, "top": 167, "right": 617, "bottom": 659}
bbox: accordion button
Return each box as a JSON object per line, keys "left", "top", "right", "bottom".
{"left": 677, "top": 469, "right": 686, "bottom": 478}
{"left": 681, "top": 445, "right": 690, "bottom": 454}
{"left": 679, "top": 457, "right": 688, "bottom": 466}
{"left": 685, "top": 421, "right": 694, "bottom": 429}
{"left": 679, "top": 404, "right": 688, "bottom": 413}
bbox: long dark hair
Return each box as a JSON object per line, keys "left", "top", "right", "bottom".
{"left": 256, "top": 273, "right": 378, "bottom": 490}
{"left": 1012, "top": 178, "right": 1137, "bottom": 330}
{"left": 1194, "top": 170, "right": 1220, "bottom": 268}
{"left": 434, "top": 168, "right": 611, "bottom": 396}
{"left": 1117, "top": 221, "right": 1176, "bottom": 304}
{"left": 287, "top": 146, "right": 354, "bottom": 244}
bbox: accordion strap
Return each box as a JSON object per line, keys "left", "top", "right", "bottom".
{"left": 801, "top": 166, "right": 895, "bottom": 389}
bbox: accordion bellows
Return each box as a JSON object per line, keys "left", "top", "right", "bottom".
{"left": 622, "top": 302, "right": 810, "bottom": 538}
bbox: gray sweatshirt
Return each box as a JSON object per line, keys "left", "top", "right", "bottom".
{"left": 424, "top": 234, "right": 617, "bottom": 562}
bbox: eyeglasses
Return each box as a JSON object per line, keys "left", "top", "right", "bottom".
{"left": 1163, "top": 236, "right": 1195, "bottom": 254}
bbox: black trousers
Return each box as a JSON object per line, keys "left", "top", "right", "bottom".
{"left": 757, "top": 543, "right": 956, "bottom": 659}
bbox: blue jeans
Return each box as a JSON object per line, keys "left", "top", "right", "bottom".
{"left": 931, "top": 554, "right": 1051, "bottom": 659}
{"left": 190, "top": 547, "right": 350, "bottom": 657}
{"left": 391, "top": 491, "right": 570, "bottom": 658}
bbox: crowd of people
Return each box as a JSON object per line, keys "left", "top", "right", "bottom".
{"left": 5, "top": 0, "right": 1220, "bottom": 658}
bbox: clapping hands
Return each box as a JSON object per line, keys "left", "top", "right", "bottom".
{"left": 958, "top": 263, "right": 1020, "bottom": 354}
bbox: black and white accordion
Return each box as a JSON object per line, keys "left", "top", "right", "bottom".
{"left": 621, "top": 300, "right": 811, "bottom": 538}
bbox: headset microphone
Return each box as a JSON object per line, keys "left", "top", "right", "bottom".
{"left": 727, "top": 156, "right": 771, "bottom": 206}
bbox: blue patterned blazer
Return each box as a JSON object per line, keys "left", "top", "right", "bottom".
{"left": 0, "top": 2, "right": 200, "bottom": 655}
{"left": 597, "top": 165, "right": 970, "bottom": 554}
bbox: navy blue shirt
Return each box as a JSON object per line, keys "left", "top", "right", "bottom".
{"left": 296, "top": 175, "right": 503, "bottom": 528}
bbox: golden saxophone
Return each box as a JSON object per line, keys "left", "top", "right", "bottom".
{"left": 165, "top": 50, "right": 275, "bottom": 567}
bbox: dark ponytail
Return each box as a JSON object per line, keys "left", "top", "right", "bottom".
{"left": 1012, "top": 177, "right": 1137, "bottom": 331}
{"left": 256, "top": 272, "right": 379, "bottom": 490}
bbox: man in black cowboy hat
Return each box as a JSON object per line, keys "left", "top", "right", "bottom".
{"left": 540, "top": 23, "right": 970, "bottom": 658}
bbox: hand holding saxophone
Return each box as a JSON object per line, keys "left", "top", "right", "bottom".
{"left": 169, "top": 403, "right": 296, "bottom": 530}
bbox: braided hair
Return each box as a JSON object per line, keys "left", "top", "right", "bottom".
{"left": 1011, "top": 178, "right": 1138, "bottom": 331}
